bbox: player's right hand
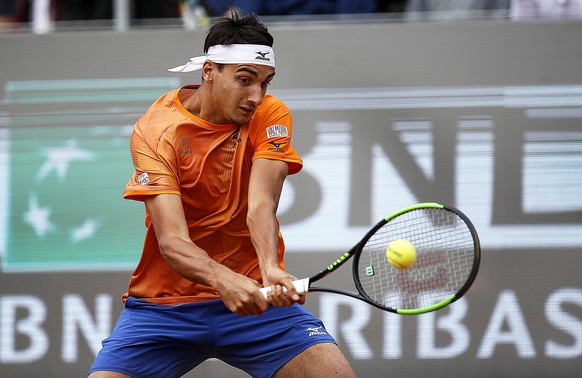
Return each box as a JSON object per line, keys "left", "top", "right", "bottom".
{"left": 213, "top": 270, "right": 270, "bottom": 316}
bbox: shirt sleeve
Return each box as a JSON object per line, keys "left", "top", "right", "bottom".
{"left": 250, "top": 95, "right": 303, "bottom": 175}
{"left": 123, "top": 107, "right": 181, "bottom": 201}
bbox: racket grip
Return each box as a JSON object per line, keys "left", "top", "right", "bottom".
{"left": 259, "top": 278, "right": 310, "bottom": 298}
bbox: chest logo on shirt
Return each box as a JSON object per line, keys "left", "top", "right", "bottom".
{"left": 267, "top": 141, "right": 286, "bottom": 153}
{"left": 232, "top": 130, "right": 241, "bottom": 148}
{"left": 179, "top": 138, "right": 192, "bottom": 155}
{"left": 266, "top": 124, "right": 289, "bottom": 139}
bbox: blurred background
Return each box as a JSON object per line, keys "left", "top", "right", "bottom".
{"left": 1, "top": 1, "right": 581, "bottom": 377}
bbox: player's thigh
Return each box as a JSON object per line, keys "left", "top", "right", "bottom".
{"left": 88, "top": 371, "right": 131, "bottom": 378}
{"left": 273, "top": 342, "right": 357, "bottom": 378}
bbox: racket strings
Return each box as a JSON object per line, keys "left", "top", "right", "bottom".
{"left": 356, "top": 208, "right": 476, "bottom": 310}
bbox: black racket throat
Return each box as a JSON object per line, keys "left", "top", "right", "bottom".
{"left": 309, "top": 218, "right": 386, "bottom": 281}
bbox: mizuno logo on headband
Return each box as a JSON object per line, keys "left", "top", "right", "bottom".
{"left": 255, "top": 51, "right": 271, "bottom": 61}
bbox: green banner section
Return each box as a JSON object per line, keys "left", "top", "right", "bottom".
{"left": 6, "top": 125, "right": 145, "bottom": 271}
{"left": 2, "top": 77, "right": 181, "bottom": 272}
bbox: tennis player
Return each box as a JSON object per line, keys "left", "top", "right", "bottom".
{"left": 88, "top": 7, "right": 356, "bottom": 378}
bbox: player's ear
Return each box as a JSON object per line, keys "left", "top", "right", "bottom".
{"left": 202, "top": 61, "right": 213, "bottom": 83}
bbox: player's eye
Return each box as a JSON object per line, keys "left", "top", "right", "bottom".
{"left": 239, "top": 77, "right": 251, "bottom": 85}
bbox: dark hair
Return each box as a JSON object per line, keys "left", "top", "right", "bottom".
{"left": 203, "top": 7, "right": 274, "bottom": 53}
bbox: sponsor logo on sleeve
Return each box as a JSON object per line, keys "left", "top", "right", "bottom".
{"left": 266, "top": 124, "right": 289, "bottom": 139}
{"left": 267, "top": 141, "right": 286, "bottom": 153}
{"left": 138, "top": 172, "right": 150, "bottom": 185}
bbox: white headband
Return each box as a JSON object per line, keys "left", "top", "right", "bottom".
{"left": 168, "top": 44, "right": 275, "bottom": 73}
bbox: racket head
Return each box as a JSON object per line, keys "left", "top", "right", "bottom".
{"left": 352, "top": 202, "right": 480, "bottom": 314}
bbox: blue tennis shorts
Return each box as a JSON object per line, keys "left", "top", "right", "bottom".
{"left": 89, "top": 297, "right": 337, "bottom": 378}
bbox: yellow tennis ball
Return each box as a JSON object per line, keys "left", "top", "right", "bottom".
{"left": 386, "top": 239, "right": 416, "bottom": 269}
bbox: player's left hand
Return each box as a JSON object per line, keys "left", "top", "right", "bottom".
{"left": 262, "top": 269, "right": 305, "bottom": 307}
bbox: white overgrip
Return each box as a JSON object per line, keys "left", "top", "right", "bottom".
{"left": 259, "top": 278, "right": 310, "bottom": 298}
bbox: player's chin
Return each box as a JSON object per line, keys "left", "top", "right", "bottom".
{"left": 236, "top": 107, "right": 255, "bottom": 122}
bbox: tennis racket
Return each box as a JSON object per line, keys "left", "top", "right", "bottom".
{"left": 261, "top": 202, "right": 480, "bottom": 315}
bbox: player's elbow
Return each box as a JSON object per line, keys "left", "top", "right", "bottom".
{"left": 246, "top": 206, "right": 260, "bottom": 230}
{"left": 246, "top": 200, "right": 277, "bottom": 230}
{"left": 157, "top": 237, "right": 177, "bottom": 263}
{"left": 156, "top": 235, "right": 186, "bottom": 265}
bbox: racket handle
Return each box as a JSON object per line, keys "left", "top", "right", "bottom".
{"left": 259, "top": 278, "right": 310, "bottom": 298}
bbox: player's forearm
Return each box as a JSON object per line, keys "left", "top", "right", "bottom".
{"left": 158, "top": 235, "right": 232, "bottom": 288}
{"left": 247, "top": 203, "right": 280, "bottom": 279}
{"left": 247, "top": 159, "right": 288, "bottom": 279}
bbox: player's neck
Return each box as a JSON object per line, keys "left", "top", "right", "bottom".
{"left": 180, "top": 84, "right": 236, "bottom": 125}
{"left": 179, "top": 86, "right": 201, "bottom": 117}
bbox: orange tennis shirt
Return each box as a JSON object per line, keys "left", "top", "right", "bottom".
{"left": 122, "top": 85, "right": 303, "bottom": 304}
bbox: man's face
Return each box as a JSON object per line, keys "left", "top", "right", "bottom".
{"left": 209, "top": 63, "right": 275, "bottom": 125}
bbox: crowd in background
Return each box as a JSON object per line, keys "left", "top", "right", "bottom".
{"left": 1, "top": 0, "right": 581, "bottom": 32}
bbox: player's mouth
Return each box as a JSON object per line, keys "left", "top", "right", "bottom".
{"left": 240, "top": 106, "right": 256, "bottom": 117}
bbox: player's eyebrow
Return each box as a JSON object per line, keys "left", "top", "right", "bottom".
{"left": 235, "top": 66, "right": 276, "bottom": 80}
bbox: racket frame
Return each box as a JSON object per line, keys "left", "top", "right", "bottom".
{"left": 263, "top": 202, "right": 481, "bottom": 315}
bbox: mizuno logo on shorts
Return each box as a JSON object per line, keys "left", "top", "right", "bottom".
{"left": 306, "top": 326, "right": 328, "bottom": 337}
